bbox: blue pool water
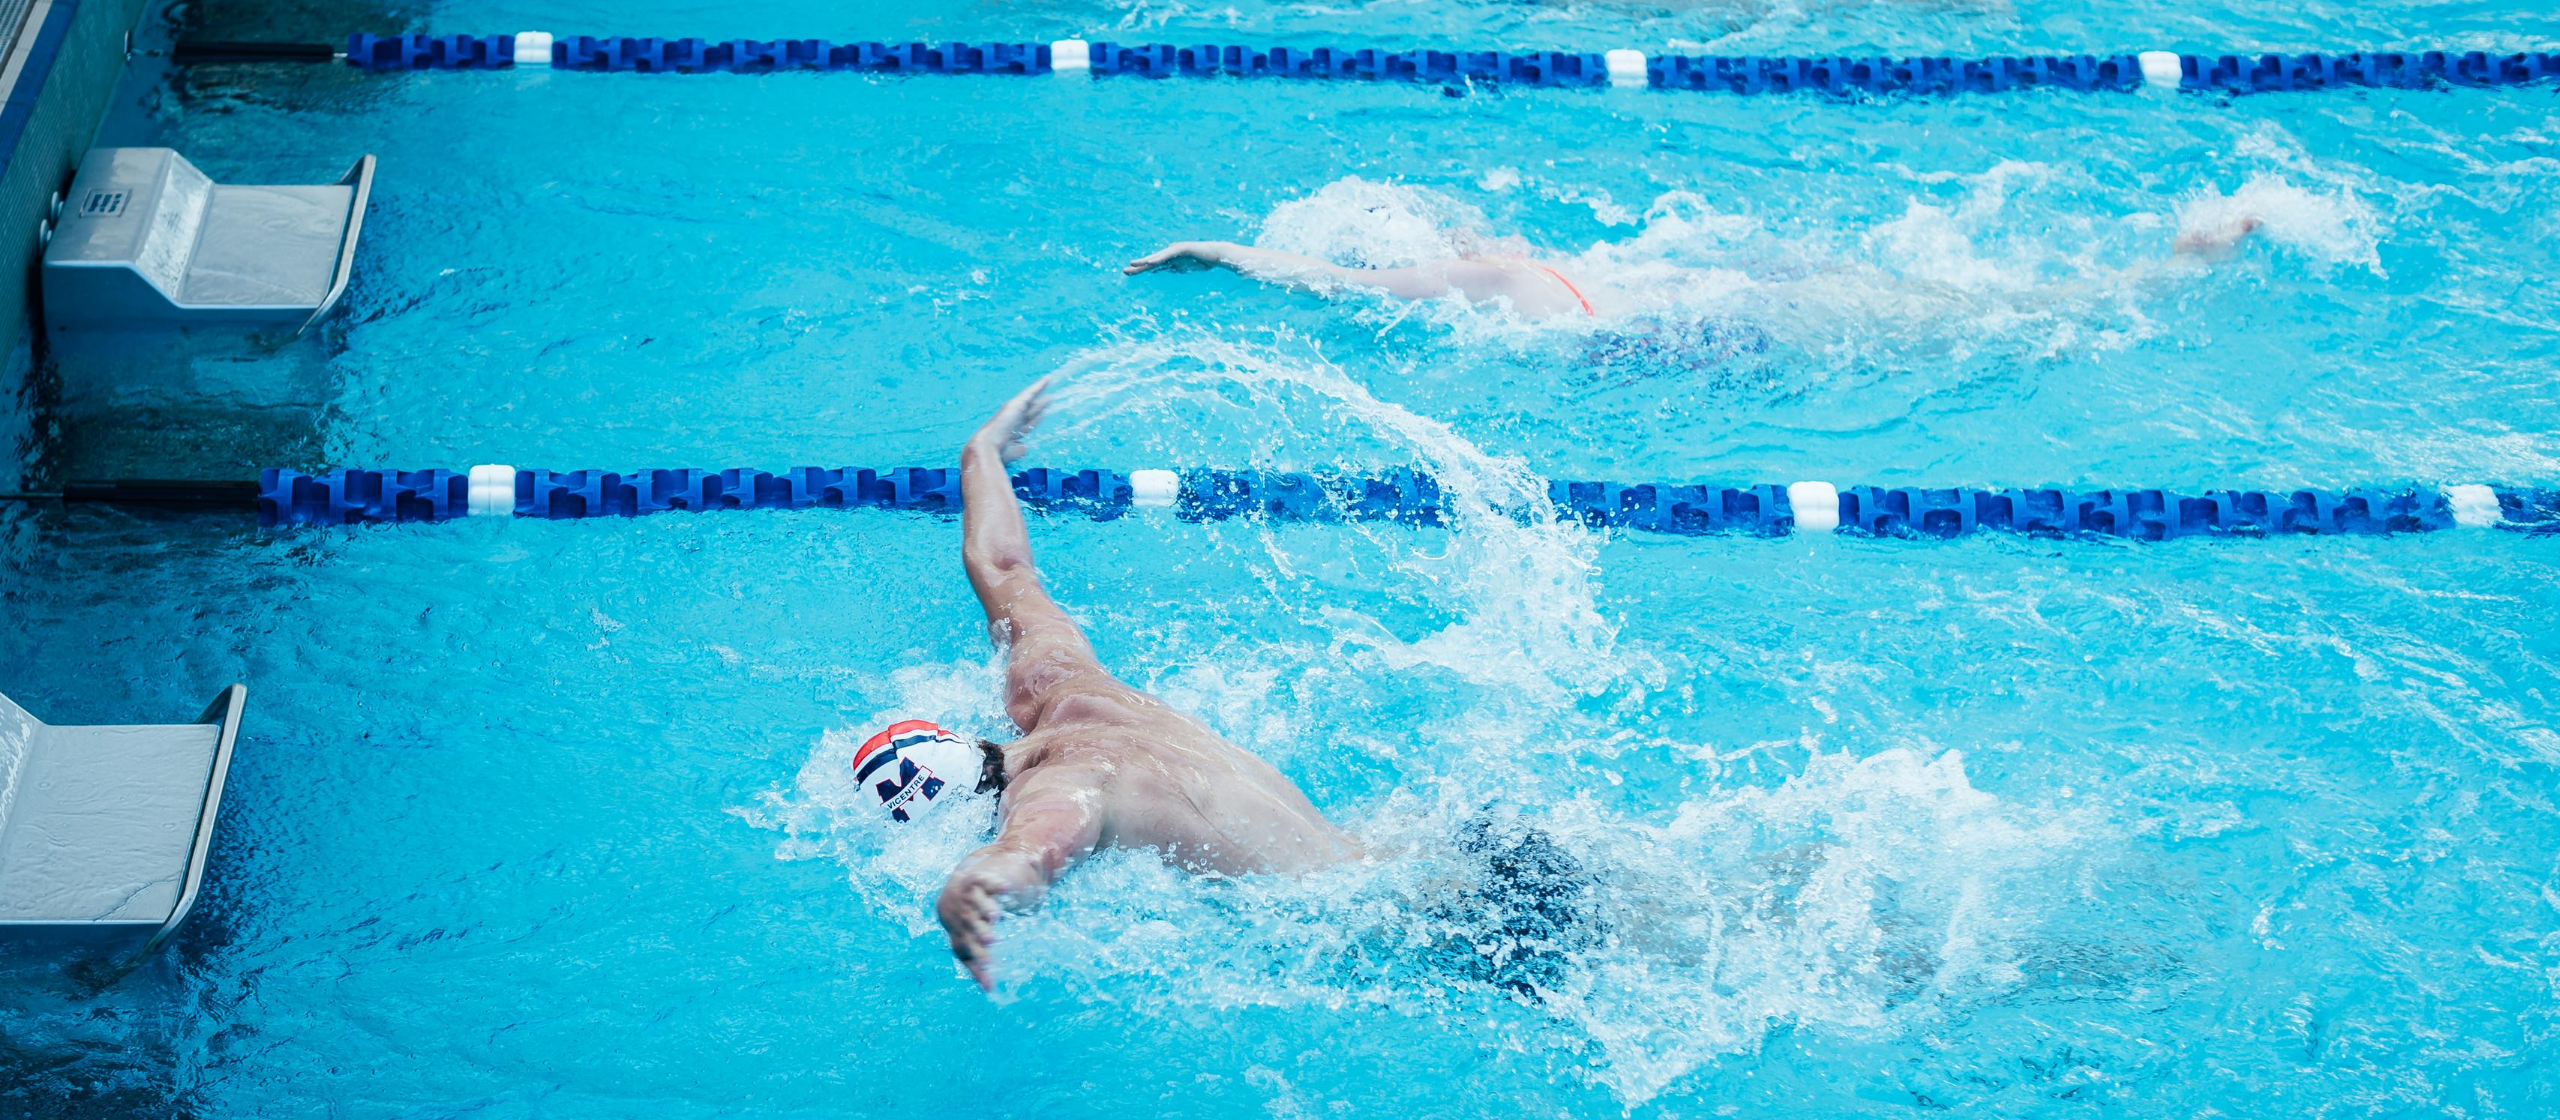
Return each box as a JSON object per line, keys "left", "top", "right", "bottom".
{"left": 5, "top": 0, "right": 2559, "bottom": 1114}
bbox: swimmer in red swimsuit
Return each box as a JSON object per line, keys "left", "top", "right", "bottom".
{"left": 1129, "top": 211, "right": 2263, "bottom": 331}
{"left": 1126, "top": 240, "right": 1604, "bottom": 321}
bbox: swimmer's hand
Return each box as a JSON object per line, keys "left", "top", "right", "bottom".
{"left": 1123, "top": 241, "right": 1233, "bottom": 275}
{"left": 935, "top": 852, "right": 1051, "bottom": 992}
{"left": 967, "top": 376, "right": 1053, "bottom": 464}
{"left": 935, "top": 870, "right": 1007, "bottom": 992}
{"left": 2174, "top": 215, "right": 2264, "bottom": 257}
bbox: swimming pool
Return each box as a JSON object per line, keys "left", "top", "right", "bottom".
{"left": 5, "top": 0, "right": 2558, "bottom": 1112}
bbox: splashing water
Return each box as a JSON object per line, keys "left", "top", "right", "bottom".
{"left": 1237, "top": 158, "right": 2388, "bottom": 391}
{"left": 745, "top": 332, "right": 2090, "bottom": 1104}
{"left": 1042, "top": 329, "right": 1641, "bottom": 707}
{"left": 1255, "top": 177, "right": 1502, "bottom": 270}
{"left": 2176, "top": 176, "right": 2384, "bottom": 277}
{"left": 757, "top": 724, "right": 2085, "bottom": 1104}
{"left": 1221, "top": 168, "right": 2355, "bottom": 374}
{"left": 1542, "top": 745, "right": 2091, "bottom": 1102}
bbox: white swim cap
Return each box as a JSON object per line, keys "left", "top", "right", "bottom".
{"left": 853, "top": 720, "right": 988, "bottom": 824}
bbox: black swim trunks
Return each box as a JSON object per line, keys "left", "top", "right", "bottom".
{"left": 1423, "top": 809, "right": 1607, "bottom": 1000}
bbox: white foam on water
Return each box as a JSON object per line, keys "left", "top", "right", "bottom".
{"left": 1256, "top": 176, "right": 1501, "bottom": 270}
{"left": 1548, "top": 745, "right": 2080, "bottom": 1101}
{"left": 2174, "top": 174, "right": 2383, "bottom": 276}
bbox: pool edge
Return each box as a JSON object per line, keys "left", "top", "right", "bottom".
{"left": 0, "top": 0, "right": 150, "bottom": 370}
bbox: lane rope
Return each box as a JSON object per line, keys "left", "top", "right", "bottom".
{"left": 308, "top": 34, "right": 2560, "bottom": 96}
{"left": 244, "top": 466, "right": 2560, "bottom": 539}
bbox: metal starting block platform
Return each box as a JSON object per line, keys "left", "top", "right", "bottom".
{"left": 0, "top": 686, "right": 246, "bottom": 959}
{"left": 43, "top": 148, "right": 373, "bottom": 333}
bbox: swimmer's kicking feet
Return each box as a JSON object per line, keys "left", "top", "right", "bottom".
{"left": 866, "top": 377, "right": 1363, "bottom": 991}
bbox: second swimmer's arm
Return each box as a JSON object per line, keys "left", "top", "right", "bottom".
{"left": 1124, "top": 240, "right": 1458, "bottom": 300}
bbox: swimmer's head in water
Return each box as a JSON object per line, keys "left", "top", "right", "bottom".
{"left": 854, "top": 720, "right": 1005, "bottom": 824}
{"left": 1450, "top": 230, "right": 1536, "bottom": 262}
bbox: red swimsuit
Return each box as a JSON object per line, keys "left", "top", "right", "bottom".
{"left": 1535, "top": 265, "right": 1595, "bottom": 316}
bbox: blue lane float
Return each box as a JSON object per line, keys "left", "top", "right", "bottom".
{"left": 332, "top": 33, "right": 2560, "bottom": 96}
{"left": 252, "top": 467, "right": 2560, "bottom": 540}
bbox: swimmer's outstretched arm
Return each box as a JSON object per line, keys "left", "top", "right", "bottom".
{"left": 960, "top": 377, "right": 1115, "bottom": 731}
{"left": 943, "top": 377, "right": 1121, "bottom": 991}
{"left": 1124, "top": 240, "right": 1475, "bottom": 301}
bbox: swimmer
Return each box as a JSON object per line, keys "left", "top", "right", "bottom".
{"left": 866, "top": 380, "right": 1604, "bottom": 998}
{"left": 1124, "top": 212, "right": 2264, "bottom": 324}
{"left": 886, "top": 376, "right": 1365, "bottom": 991}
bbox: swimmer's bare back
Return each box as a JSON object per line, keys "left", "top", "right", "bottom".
{"left": 937, "top": 377, "right": 1363, "bottom": 990}
{"left": 1126, "top": 240, "right": 1597, "bottom": 320}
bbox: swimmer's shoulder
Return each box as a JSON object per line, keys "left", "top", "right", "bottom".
{"left": 1022, "top": 677, "right": 1161, "bottom": 727}
{"left": 1001, "top": 729, "right": 1112, "bottom": 783}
